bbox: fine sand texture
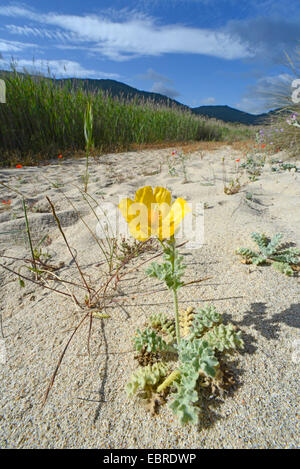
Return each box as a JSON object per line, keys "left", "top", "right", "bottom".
{"left": 0, "top": 145, "right": 299, "bottom": 449}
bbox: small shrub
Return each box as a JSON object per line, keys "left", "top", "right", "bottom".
{"left": 236, "top": 232, "right": 300, "bottom": 276}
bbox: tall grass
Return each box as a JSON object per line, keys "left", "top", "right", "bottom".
{"left": 0, "top": 68, "right": 254, "bottom": 166}
{"left": 257, "top": 47, "right": 300, "bottom": 157}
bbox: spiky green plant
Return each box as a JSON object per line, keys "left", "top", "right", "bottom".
{"left": 126, "top": 362, "right": 169, "bottom": 398}
{"left": 169, "top": 339, "right": 218, "bottom": 425}
{"left": 127, "top": 304, "right": 244, "bottom": 425}
{"left": 236, "top": 232, "right": 300, "bottom": 276}
{"left": 149, "top": 313, "right": 176, "bottom": 341}
{"left": 202, "top": 324, "right": 244, "bottom": 352}
{"left": 190, "top": 304, "right": 222, "bottom": 338}
{"left": 133, "top": 328, "right": 170, "bottom": 353}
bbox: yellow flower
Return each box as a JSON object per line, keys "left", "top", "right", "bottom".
{"left": 118, "top": 186, "right": 191, "bottom": 241}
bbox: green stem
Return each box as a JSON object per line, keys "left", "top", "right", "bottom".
{"left": 170, "top": 237, "right": 180, "bottom": 345}
{"left": 22, "top": 198, "right": 37, "bottom": 279}
{"left": 158, "top": 238, "right": 165, "bottom": 250}
{"left": 157, "top": 236, "right": 181, "bottom": 345}
{"left": 173, "top": 286, "right": 180, "bottom": 345}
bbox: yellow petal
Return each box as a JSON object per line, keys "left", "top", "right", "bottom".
{"left": 134, "top": 186, "right": 155, "bottom": 210}
{"left": 128, "top": 214, "right": 150, "bottom": 241}
{"left": 118, "top": 198, "right": 135, "bottom": 223}
{"left": 119, "top": 187, "right": 190, "bottom": 242}
{"left": 160, "top": 197, "right": 191, "bottom": 240}
{"left": 153, "top": 187, "right": 171, "bottom": 206}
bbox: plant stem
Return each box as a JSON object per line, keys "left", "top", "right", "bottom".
{"left": 22, "top": 197, "right": 37, "bottom": 279}
{"left": 173, "top": 286, "right": 180, "bottom": 345}
{"left": 170, "top": 237, "right": 181, "bottom": 345}
{"left": 155, "top": 237, "right": 183, "bottom": 345}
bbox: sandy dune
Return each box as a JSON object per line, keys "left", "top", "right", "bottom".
{"left": 0, "top": 145, "right": 299, "bottom": 448}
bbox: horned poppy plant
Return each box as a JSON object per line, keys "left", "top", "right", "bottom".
{"left": 118, "top": 186, "right": 191, "bottom": 242}
{"left": 118, "top": 186, "right": 191, "bottom": 345}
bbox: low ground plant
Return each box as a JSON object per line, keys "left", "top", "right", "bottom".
{"left": 166, "top": 150, "right": 190, "bottom": 182}
{"left": 119, "top": 186, "right": 244, "bottom": 425}
{"left": 236, "top": 232, "right": 300, "bottom": 276}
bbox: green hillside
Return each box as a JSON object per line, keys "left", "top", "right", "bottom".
{"left": 191, "top": 105, "right": 270, "bottom": 125}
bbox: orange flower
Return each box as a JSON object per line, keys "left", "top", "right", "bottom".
{"left": 58, "top": 154, "right": 63, "bottom": 159}
{"left": 16, "top": 164, "right": 23, "bottom": 168}
{"left": 261, "top": 144, "right": 266, "bottom": 148}
{"left": 2, "top": 200, "right": 11, "bottom": 205}
{"left": 235, "top": 158, "right": 240, "bottom": 163}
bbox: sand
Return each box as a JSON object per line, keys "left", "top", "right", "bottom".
{"left": 0, "top": 144, "right": 299, "bottom": 449}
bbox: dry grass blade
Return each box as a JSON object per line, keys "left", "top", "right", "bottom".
{"left": 42, "top": 176, "right": 114, "bottom": 272}
{"left": 46, "top": 196, "right": 91, "bottom": 295}
{"left": 0, "top": 262, "right": 74, "bottom": 300}
{"left": 42, "top": 311, "right": 90, "bottom": 406}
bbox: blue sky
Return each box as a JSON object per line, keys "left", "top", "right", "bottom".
{"left": 0, "top": 0, "right": 300, "bottom": 114}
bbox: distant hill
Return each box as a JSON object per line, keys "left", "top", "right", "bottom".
{"left": 191, "top": 105, "right": 273, "bottom": 125}
{"left": 0, "top": 70, "right": 277, "bottom": 125}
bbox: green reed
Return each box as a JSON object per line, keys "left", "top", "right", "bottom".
{"left": 0, "top": 68, "right": 254, "bottom": 166}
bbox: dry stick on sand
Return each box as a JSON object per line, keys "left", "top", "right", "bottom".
{"left": 0, "top": 254, "right": 96, "bottom": 295}
{"left": 0, "top": 263, "right": 75, "bottom": 301}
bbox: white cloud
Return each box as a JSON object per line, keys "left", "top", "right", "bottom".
{"left": 5, "top": 24, "right": 75, "bottom": 42}
{"left": 0, "top": 58, "right": 120, "bottom": 79}
{"left": 201, "top": 97, "right": 216, "bottom": 104}
{"left": 235, "top": 97, "right": 264, "bottom": 114}
{"left": 137, "top": 68, "right": 173, "bottom": 83}
{"left": 151, "top": 81, "right": 180, "bottom": 98}
{"left": 0, "top": 5, "right": 255, "bottom": 61}
{"left": 0, "top": 38, "right": 38, "bottom": 52}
